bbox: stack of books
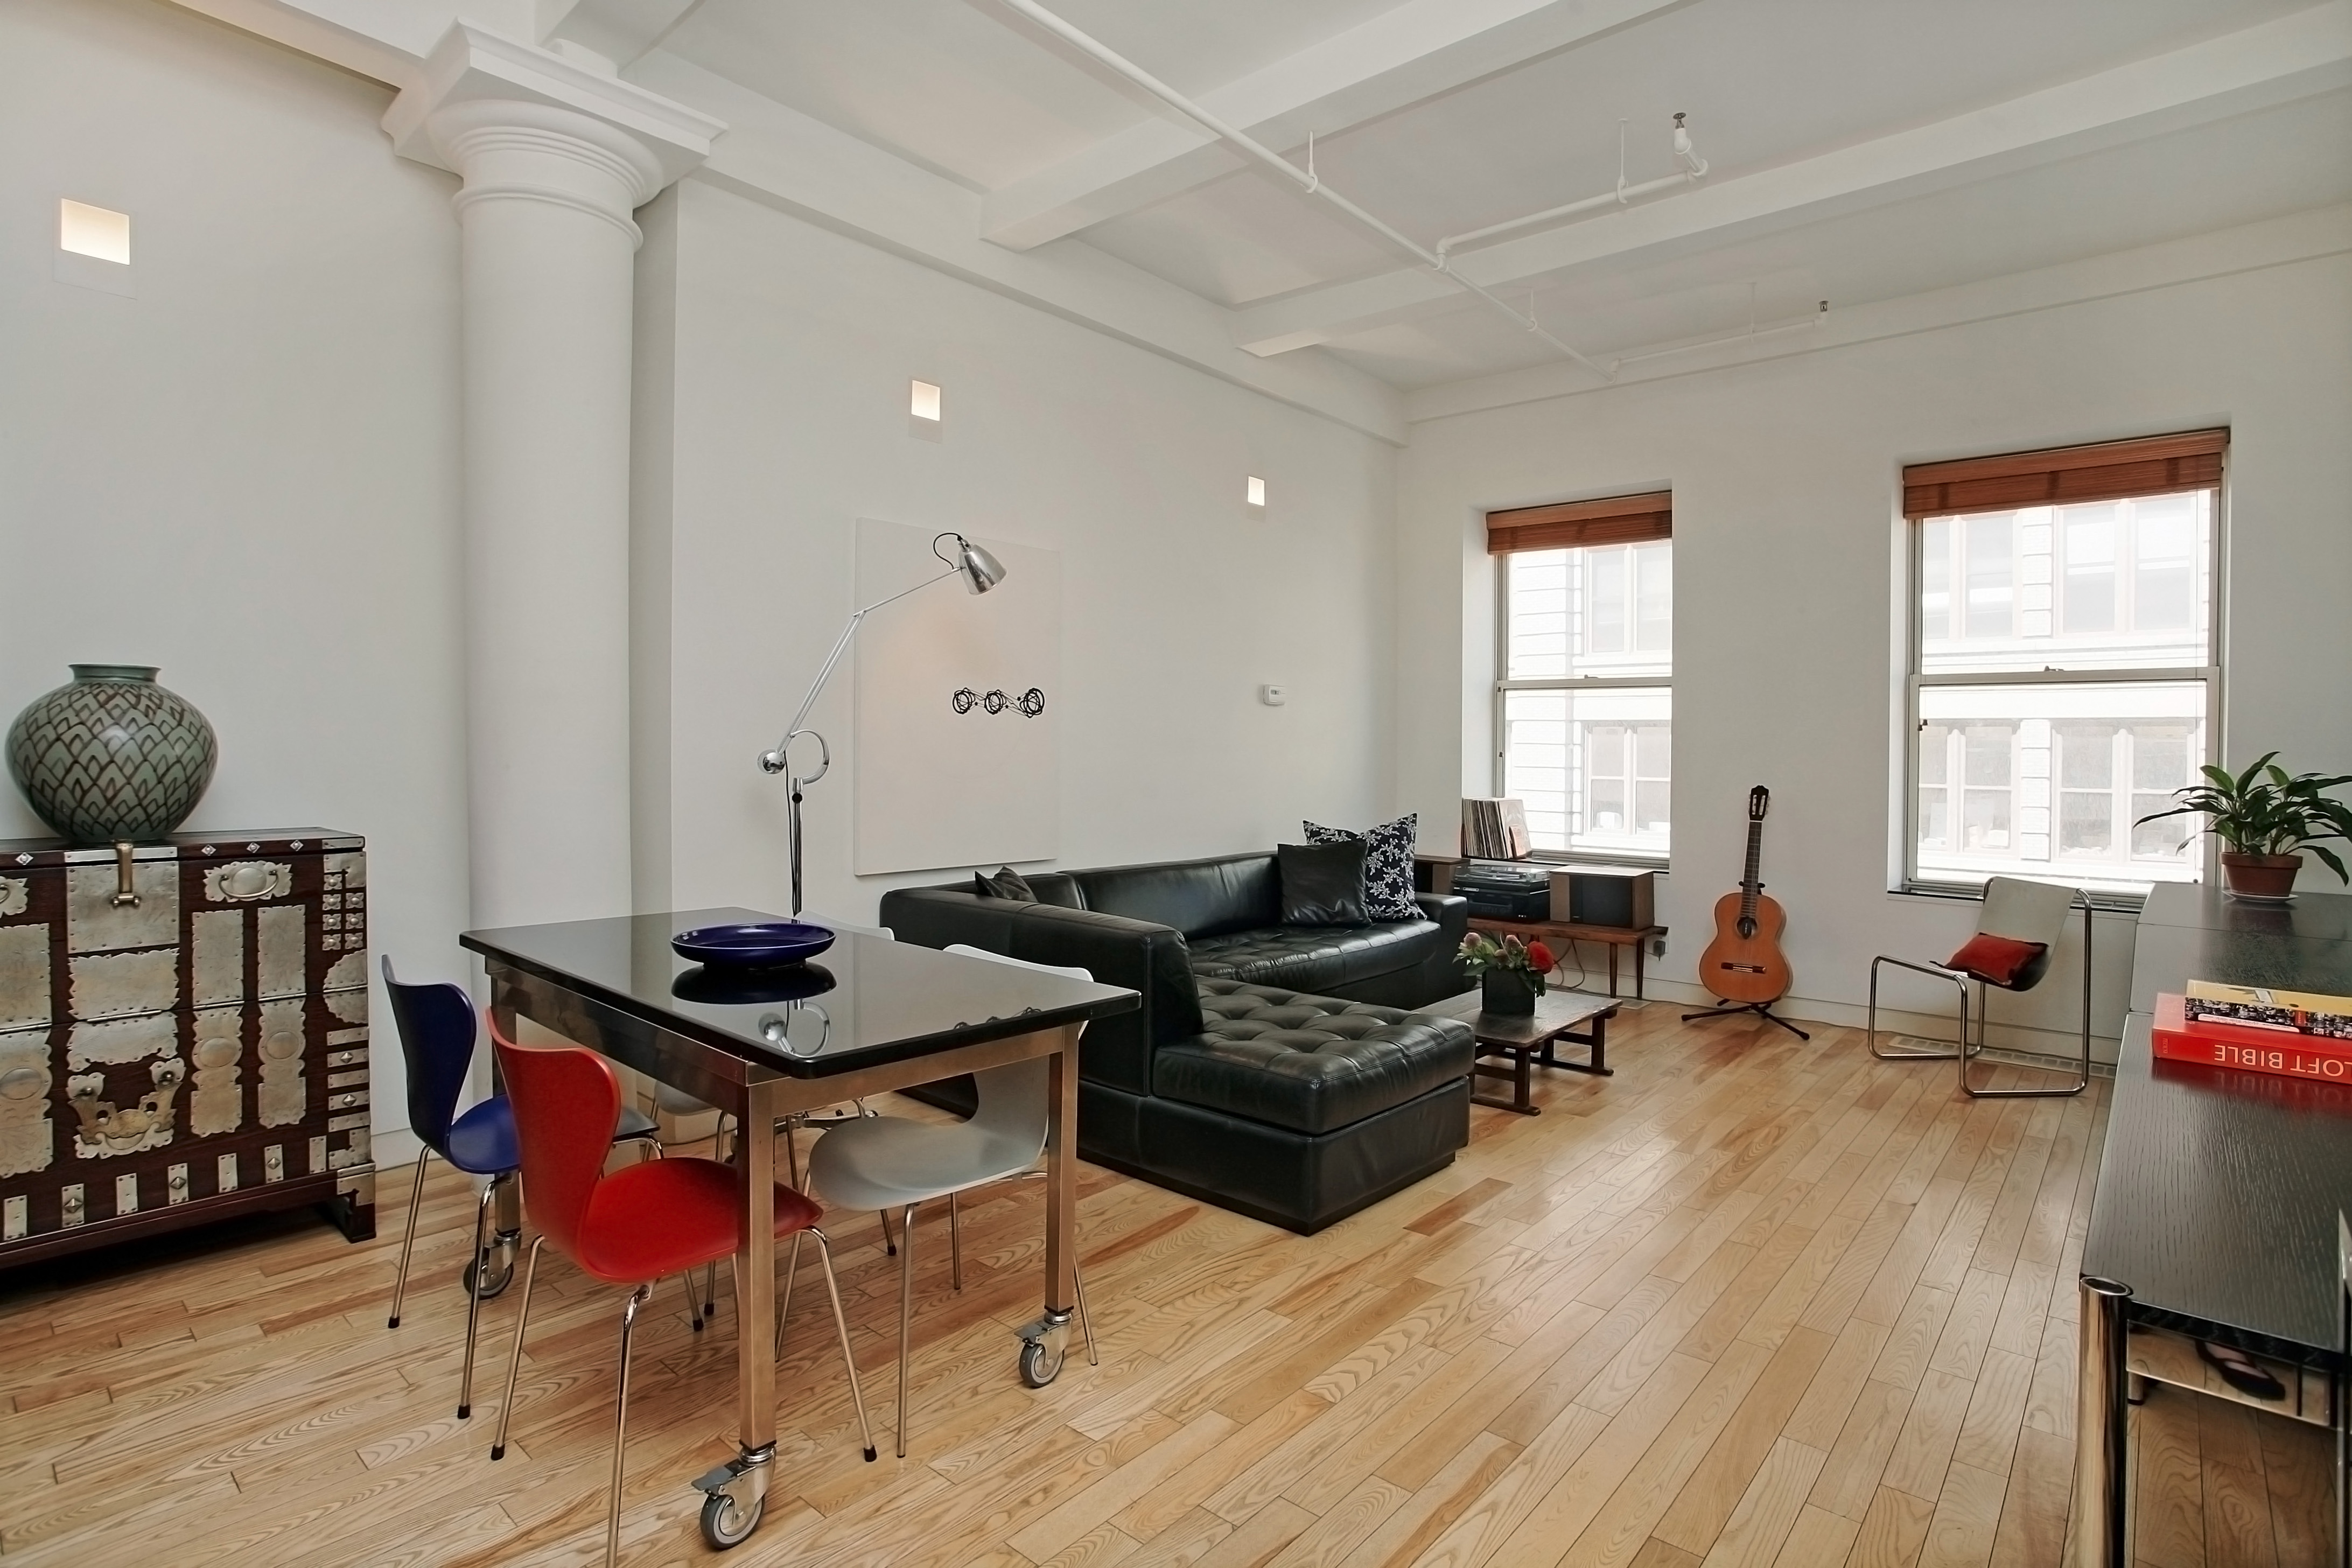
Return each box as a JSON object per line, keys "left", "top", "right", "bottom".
{"left": 2152, "top": 981, "right": 2352, "bottom": 1082}
{"left": 1461, "top": 798, "right": 1531, "bottom": 860}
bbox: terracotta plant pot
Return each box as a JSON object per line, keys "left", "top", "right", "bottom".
{"left": 2220, "top": 852, "right": 2302, "bottom": 903}
{"left": 1481, "top": 969, "right": 1538, "bottom": 1016}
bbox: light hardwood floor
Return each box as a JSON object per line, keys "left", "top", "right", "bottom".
{"left": 0, "top": 1005, "right": 2333, "bottom": 1567}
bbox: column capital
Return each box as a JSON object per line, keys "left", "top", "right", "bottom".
{"left": 384, "top": 23, "right": 724, "bottom": 197}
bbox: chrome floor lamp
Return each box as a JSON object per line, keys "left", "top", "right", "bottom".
{"left": 759, "top": 531, "right": 1007, "bottom": 918}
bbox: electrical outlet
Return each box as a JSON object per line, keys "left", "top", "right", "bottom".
{"left": 1259, "top": 684, "right": 1287, "bottom": 707}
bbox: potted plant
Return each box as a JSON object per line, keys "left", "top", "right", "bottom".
{"left": 1459, "top": 932, "right": 1556, "bottom": 1015}
{"left": 2134, "top": 752, "right": 2352, "bottom": 903}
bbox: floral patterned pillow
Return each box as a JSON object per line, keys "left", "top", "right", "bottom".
{"left": 1301, "top": 814, "right": 1419, "bottom": 922}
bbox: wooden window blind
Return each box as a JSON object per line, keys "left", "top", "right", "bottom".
{"left": 1486, "top": 491, "right": 1671, "bottom": 555}
{"left": 1902, "top": 429, "right": 2226, "bottom": 519}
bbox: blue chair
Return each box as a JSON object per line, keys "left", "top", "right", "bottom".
{"left": 380, "top": 956, "right": 660, "bottom": 1417}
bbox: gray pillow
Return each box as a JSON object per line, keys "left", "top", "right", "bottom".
{"left": 1303, "top": 813, "right": 1418, "bottom": 922}
{"left": 973, "top": 866, "right": 1037, "bottom": 902}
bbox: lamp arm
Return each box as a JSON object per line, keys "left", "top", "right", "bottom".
{"left": 758, "top": 564, "right": 961, "bottom": 774}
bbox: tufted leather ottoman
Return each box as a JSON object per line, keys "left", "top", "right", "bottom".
{"left": 1153, "top": 979, "right": 1473, "bottom": 1135}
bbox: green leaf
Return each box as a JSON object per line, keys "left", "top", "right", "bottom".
{"left": 2311, "top": 844, "right": 2349, "bottom": 884}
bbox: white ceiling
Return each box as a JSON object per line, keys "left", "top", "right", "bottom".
{"left": 656, "top": 0, "right": 2352, "bottom": 391}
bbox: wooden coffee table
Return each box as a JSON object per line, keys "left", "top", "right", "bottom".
{"left": 1469, "top": 990, "right": 1620, "bottom": 1115}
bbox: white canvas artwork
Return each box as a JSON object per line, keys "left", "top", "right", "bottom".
{"left": 853, "top": 517, "right": 1060, "bottom": 875}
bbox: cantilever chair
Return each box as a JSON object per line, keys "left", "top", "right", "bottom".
{"left": 487, "top": 1022, "right": 876, "bottom": 1565}
{"left": 800, "top": 944, "right": 1098, "bottom": 1457}
{"left": 380, "top": 957, "right": 662, "bottom": 1418}
{"left": 1867, "top": 876, "right": 2092, "bottom": 1099}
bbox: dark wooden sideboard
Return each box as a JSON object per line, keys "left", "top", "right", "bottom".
{"left": 0, "top": 829, "right": 375, "bottom": 1269}
{"left": 2075, "top": 883, "right": 2352, "bottom": 1566}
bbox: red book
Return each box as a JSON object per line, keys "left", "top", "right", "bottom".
{"left": 2153, "top": 993, "right": 2352, "bottom": 1082}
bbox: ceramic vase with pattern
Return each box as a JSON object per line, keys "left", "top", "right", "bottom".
{"left": 6, "top": 666, "right": 217, "bottom": 844}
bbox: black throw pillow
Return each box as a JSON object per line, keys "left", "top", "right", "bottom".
{"left": 1277, "top": 840, "right": 1369, "bottom": 927}
{"left": 973, "top": 866, "right": 1037, "bottom": 902}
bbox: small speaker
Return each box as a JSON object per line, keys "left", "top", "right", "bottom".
{"left": 1549, "top": 866, "right": 1656, "bottom": 930}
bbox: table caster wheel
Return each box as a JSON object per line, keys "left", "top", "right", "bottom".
{"left": 464, "top": 1252, "right": 513, "bottom": 1300}
{"left": 700, "top": 1486, "right": 764, "bottom": 1549}
{"left": 1019, "top": 1335, "right": 1065, "bottom": 1388}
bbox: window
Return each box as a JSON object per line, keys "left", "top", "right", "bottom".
{"left": 1489, "top": 492, "right": 1672, "bottom": 860}
{"left": 1903, "top": 431, "right": 2223, "bottom": 896}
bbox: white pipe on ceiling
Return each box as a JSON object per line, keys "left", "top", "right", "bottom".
{"left": 991, "top": 0, "right": 1614, "bottom": 381}
{"left": 1438, "top": 116, "right": 1709, "bottom": 260}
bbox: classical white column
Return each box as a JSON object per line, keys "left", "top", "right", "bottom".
{"left": 387, "top": 29, "right": 719, "bottom": 930}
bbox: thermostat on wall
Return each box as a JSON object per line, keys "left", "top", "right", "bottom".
{"left": 1259, "top": 684, "right": 1287, "bottom": 706}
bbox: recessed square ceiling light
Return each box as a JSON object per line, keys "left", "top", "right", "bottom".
{"left": 910, "top": 379, "right": 943, "bottom": 441}
{"left": 1247, "top": 476, "right": 1266, "bottom": 509}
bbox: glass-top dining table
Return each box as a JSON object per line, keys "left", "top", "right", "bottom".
{"left": 460, "top": 907, "right": 1139, "bottom": 1549}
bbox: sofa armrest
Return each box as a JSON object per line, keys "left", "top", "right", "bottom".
{"left": 1406, "top": 891, "right": 1472, "bottom": 1003}
{"left": 877, "top": 887, "right": 1203, "bottom": 1094}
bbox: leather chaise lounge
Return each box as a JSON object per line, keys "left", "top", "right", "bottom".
{"left": 879, "top": 851, "right": 1475, "bottom": 1233}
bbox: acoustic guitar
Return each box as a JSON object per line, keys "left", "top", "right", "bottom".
{"left": 1699, "top": 786, "right": 1793, "bottom": 1004}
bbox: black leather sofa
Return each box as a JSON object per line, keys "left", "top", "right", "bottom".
{"left": 879, "top": 852, "right": 1474, "bottom": 1233}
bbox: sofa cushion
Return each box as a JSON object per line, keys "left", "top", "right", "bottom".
{"left": 1074, "top": 853, "right": 1278, "bottom": 937}
{"left": 1276, "top": 839, "right": 1369, "bottom": 927}
{"left": 1152, "top": 979, "right": 1472, "bottom": 1135}
{"left": 1187, "top": 920, "right": 1438, "bottom": 994}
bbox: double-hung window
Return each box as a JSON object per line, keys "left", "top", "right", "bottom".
{"left": 1489, "top": 492, "right": 1672, "bottom": 862}
{"left": 1902, "top": 430, "right": 2225, "bottom": 898}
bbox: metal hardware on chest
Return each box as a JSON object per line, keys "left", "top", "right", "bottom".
{"left": 0, "top": 830, "right": 374, "bottom": 1264}
{"left": 205, "top": 860, "right": 291, "bottom": 905}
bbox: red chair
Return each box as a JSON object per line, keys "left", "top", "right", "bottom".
{"left": 487, "top": 1020, "right": 874, "bottom": 1566}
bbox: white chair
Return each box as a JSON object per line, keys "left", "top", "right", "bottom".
{"left": 1867, "top": 875, "right": 2093, "bottom": 1099}
{"left": 794, "top": 944, "right": 1098, "bottom": 1457}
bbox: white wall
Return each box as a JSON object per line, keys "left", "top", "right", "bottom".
{"left": 1395, "top": 238, "right": 2352, "bottom": 1056}
{"left": 0, "top": 0, "right": 468, "bottom": 1148}
{"left": 638, "top": 179, "right": 1399, "bottom": 921}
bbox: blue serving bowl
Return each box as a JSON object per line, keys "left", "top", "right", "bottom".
{"left": 670, "top": 921, "right": 835, "bottom": 969}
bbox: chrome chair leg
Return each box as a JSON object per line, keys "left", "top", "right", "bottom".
{"left": 490, "top": 1236, "right": 546, "bottom": 1460}
{"left": 897, "top": 1201, "right": 918, "bottom": 1459}
{"left": 1961, "top": 890, "right": 2095, "bottom": 1100}
{"left": 1867, "top": 955, "right": 1972, "bottom": 1061}
{"left": 702, "top": 1262, "right": 718, "bottom": 1322}
{"left": 607, "top": 1282, "right": 654, "bottom": 1568}
{"left": 386, "top": 1145, "right": 433, "bottom": 1328}
{"left": 458, "top": 1171, "right": 500, "bottom": 1417}
{"left": 879, "top": 1207, "right": 897, "bottom": 1256}
{"left": 1072, "top": 1255, "right": 1098, "bottom": 1366}
{"left": 949, "top": 1191, "right": 962, "bottom": 1292}
{"left": 809, "top": 1228, "right": 878, "bottom": 1461}
{"left": 683, "top": 1271, "right": 705, "bottom": 1333}
{"left": 775, "top": 1230, "right": 805, "bottom": 1358}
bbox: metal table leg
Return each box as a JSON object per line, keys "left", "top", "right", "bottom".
{"left": 2076, "top": 1277, "right": 2132, "bottom": 1567}
{"left": 697, "top": 1076, "right": 782, "bottom": 1545}
{"left": 1014, "top": 1025, "right": 1083, "bottom": 1386}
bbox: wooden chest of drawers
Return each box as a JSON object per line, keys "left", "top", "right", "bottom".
{"left": 0, "top": 828, "right": 375, "bottom": 1268}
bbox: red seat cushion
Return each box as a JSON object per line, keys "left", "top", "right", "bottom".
{"left": 1947, "top": 933, "right": 2046, "bottom": 987}
{"left": 574, "top": 1156, "right": 824, "bottom": 1285}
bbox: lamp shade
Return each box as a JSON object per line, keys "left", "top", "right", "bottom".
{"left": 954, "top": 536, "right": 1007, "bottom": 594}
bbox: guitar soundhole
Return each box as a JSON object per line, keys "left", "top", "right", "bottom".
{"left": 1736, "top": 916, "right": 1756, "bottom": 939}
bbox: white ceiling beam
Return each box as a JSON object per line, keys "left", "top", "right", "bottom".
{"left": 166, "top": 0, "right": 438, "bottom": 82}
{"left": 536, "top": 0, "right": 704, "bottom": 72}
{"left": 1233, "top": 1, "right": 2352, "bottom": 355}
{"left": 979, "top": 0, "right": 1697, "bottom": 252}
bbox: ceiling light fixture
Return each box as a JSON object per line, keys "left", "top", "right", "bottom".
{"left": 59, "top": 200, "right": 130, "bottom": 265}
{"left": 1247, "top": 476, "right": 1266, "bottom": 509}
{"left": 909, "top": 379, "right": 942, "bottom": 440}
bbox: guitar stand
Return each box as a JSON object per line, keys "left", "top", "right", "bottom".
{"left": 1681, "top": 1000, "right": 1811, "bottom": 1040}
